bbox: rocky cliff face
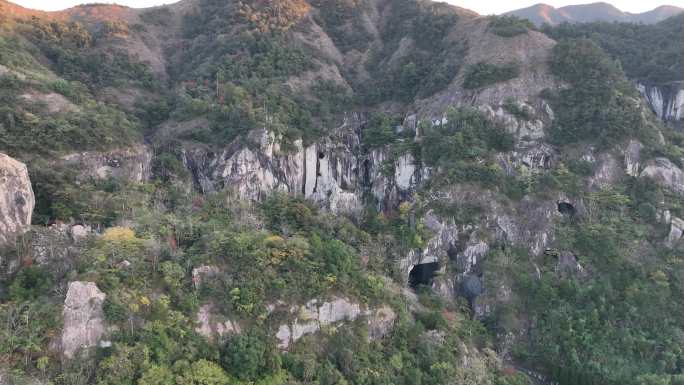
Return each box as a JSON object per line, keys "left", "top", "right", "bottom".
{"left": 182, "top": 122, "right": 425, "bottom": 214}
{"left": 60, "top": 145, "right": 153, "bottom": 183}
{"left": 0, "top": 153, "right": 35, "bottom": 247}
{"left": 638, "top": 82, "right": 684, "bottom": 130}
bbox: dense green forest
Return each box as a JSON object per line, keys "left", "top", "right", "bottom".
{"left": 1, "top": 0, "right": 684, "bottom": 384}
{"left": 543, "top": 14, "right": 684, "bottom": 84}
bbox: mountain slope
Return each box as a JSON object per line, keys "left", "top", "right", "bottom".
{"left": 2, "top": 1, "right": 684, "bottom": 385}
{"left": 506, "top": 2, "right": 684, "bottom": 26}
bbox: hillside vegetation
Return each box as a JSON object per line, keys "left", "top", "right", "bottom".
{"left": 1, "top": 1, "right": 684, "bottom": 385}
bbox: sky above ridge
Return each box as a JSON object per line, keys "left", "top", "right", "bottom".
{"left": 9, "top": 0, "right": 684, "bottom": 14}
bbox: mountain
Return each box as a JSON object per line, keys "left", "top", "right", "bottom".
{"left": 506, "top": 2, "right": 684, "bottom": 25}
{"left": 1, "top": 0, "right": 684, "bottom": 384}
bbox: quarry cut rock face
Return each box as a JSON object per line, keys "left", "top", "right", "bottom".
{"left": 0, "top": 153, "right": 35, "bottom": 247}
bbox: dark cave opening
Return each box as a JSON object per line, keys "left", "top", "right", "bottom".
{"left": 408, "top": 262, "right": 440, "bottom": 289}
{"left": 318, "top": 151, "right": 325, "bottom": 159}
{"left": 557, "top": 201, "right": 575, "bottom": 216}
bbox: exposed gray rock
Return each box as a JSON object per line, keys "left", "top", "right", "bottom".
{"left": 497, "top": 144, "right": 555, "bottom": 176}
{"left": 590, "top": 154, "right": 621, "bottom": 189}
{"left": 61, "top": 145, "right": 152, "bottom": 183}
{"left": 460, "top": 241, "right": 489, "bottom": 275}
{"left": 25, "top": 224, "right": 84, "bottom": 277}
{"left": 317, "top": 297, "right": 362, "bottom": 324}
{"left": 641, "top": 158, "right": 684, "bottom": 196}
{"left": 0, "top": 153, "right": 34, "bottom": 247}
{"left": 275, "top": 297, "right": 394, "bottom": 349}
{"left": 667, "top": 217, "right": 684, "bottom": 247}
{"left": 20, "top": 91, "right": 79, "bottom": 114}
{"left": 400, "top": 211, "right": 452, "bottom": 279}
{"left": 192, "top": 265, "right": 220, "bottom": 289}
{"left": 182, "top": 124, "right": 426, "bottom": 214}
{"left": 556, "top": 251, "right": 586, "bottom": 277}
{"left": 625, "top": 140, "right": 643, "bottom": 177}
{"left": 367, "top": 306, "right": 397, "bottom": 340}
{"left": 61, "top": 282, "right": 106, "bottom": 358}
{"left": 638, "top": 82, "right": 684, "bottom": 129}
{"left": 481, "top": 103, "right": 546, "bottom": 143}
{"left": 495, "top": 199, "right": 557, "bottom": 256}
{"left": 195, "top": 303, "right": 240, "bottom": 340}
{"left": 69, "top": 224, "right": 92, "bottom": 242}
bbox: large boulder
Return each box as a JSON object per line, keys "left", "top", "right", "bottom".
{"left": 641, "top": 158, "right": 684, "bottom": 196}
{"left": 0, "top": 153, "right": 34, "bottom": 247}
{"left": 61, "top": 281, "right": 107, "bottom": 358}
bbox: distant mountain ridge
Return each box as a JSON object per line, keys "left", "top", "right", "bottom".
{"left": 505, "top": 2, "right": 684, "bottom": 26}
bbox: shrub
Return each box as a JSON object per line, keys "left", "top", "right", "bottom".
{"left": 463, "top": 62, "right": 520, "bottom": 89}
{"left": 220, "top": 333, "right": 280, "bottom": 381}
{"left": 103, "top": 298, "right": 128, "bottom": 323}
{"left": 9, "top": 266, "right": 52, "bottom": 301}
{"left": 488, "top": 16, "right": 535, "bottom": 38}
{"left": 503, "top": 98, "right": 534, "bottom": 120}
{"left": 362, "top": 113, "right": 400, "bottom": 148}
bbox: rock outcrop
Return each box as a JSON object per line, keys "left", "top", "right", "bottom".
{"left": 61, "top": 281, "right": 106, "bottom": 358}
{"left": 0, "top": 153, "right": 34, "bottom": 247}
{"left": 624, "top": 140, "right": 643, "bottom": 177}
{"left": 195, "top": 303, "right": 240, "bottom": 340}
{"left": 61, "top": 145, "right": 152, "bottom": 183}
{"left": 275, "top": 297, "right": 396, "bottom": 349}
{"left": 667, "top": 217, "right": 684, "bottom": 247}
{"left": 638, "top": 82, "right": 684, "bottom": 130}
{"left": 192, "top": 265, "right": 220, "bottom": 289}
{"left": 641, "top": 158, "right": 684, "bottom": 196}
{"left": 182, "top": 124, "right": 426, "bottom": 214}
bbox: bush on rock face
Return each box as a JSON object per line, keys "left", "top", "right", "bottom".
{"left": 463, "top": 62, "right": 521, "bottom": 89}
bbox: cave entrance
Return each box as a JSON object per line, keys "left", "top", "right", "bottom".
{"left": 557, "top": 201, "right": 575, "bottom": 216}
{"left": 408, "top": 262, "right": 440, "bottom": 289}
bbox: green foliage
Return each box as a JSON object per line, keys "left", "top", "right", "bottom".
{"left": 543, "top": 16, "right": 684, "bottom": 84}
{"left": 140, "top": 7, "right": 174, "bottom": 26}
{"left": 546, "top": 38, "right": 644, "bottom": 147}
{"left": 488, "top": 16, "right": 535, "bottom": 38}
{"left": 312, "top": 0, "right": 373, "bottom": 52}
{"left": 505, "top": 183, "right": 684, "bottom": 385}
{"left": 179, "top": 360, "right": 232, "bottom": 385}
{"left": 160, "top": 261, "right": 186, "bottom": 290}
{"left": 97, "top": 20, "right": 129, "bottom": 38}
{"left": 103, "top": 297, "right": 128, "bottom": 323}
{"left": 463, "top": 62, "right": 520, "bottom": 90}
{"left": 0, "top": 300, "right": 61, "bottom": 370}
{"left": 362, "top": 113, "right": 401, "bottom": 148}
{"left": 220, "top": 333, "right": 280, "bottom": 381}
{"left": 362, "top": 2, "right": 464, "bottom": 104}
{"left": 21, "top": 18, "right": 156, "bottom": 89}
{"left": 9, "top": 266, "right": 52, "bottom": 301}
{"left": 422, "top": 107, "right": 514, "bottom": 166}
{"left": 502, "top": 98, "right": 534, "bottom": 121}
